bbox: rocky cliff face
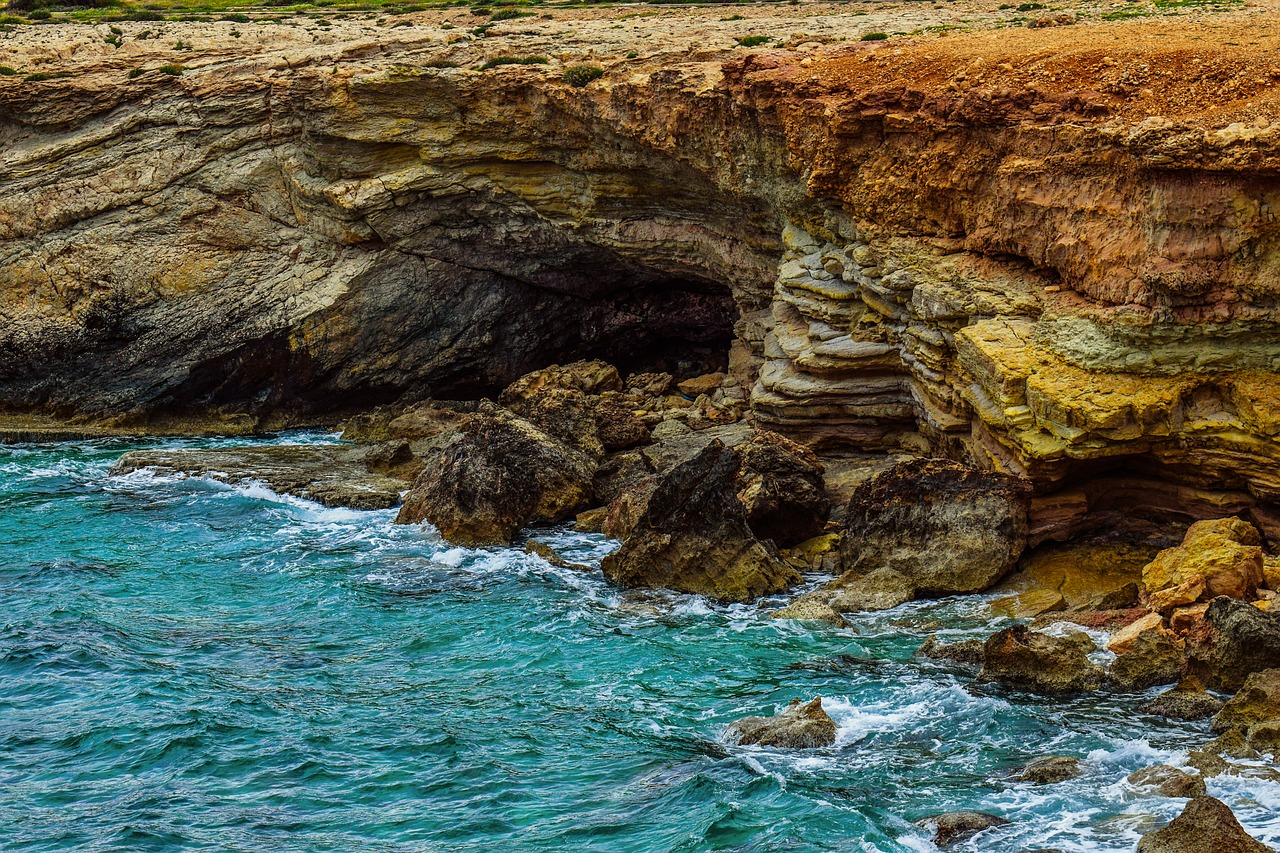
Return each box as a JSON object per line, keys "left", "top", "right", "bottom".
{"left": 2, "top": 9, "right": 1278, "bottom": 534}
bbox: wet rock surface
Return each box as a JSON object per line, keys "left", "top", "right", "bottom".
{"left": 917, "top": 811, "right": 1011, "bottom": 847}
{"left": 1013, "top": 755, "right": 1081, "bottom": 785}
{"left": 978, "top": 626, "right": 1105, "bottom": 695}
{"left": 1186, "top": 597, "right": 1280, "bottom": 692}
{"left": 601, "top": 442, "right": 799, "bottom": 603}
{"left": 839, "top": 458, "right": 1032, "bottom": 597}
{"left": 1140, "top": 677, "right": 1225, "bottom": 721}
{"left": 1137, "top": 796, "right": 1274, "bottom": 853}
{"left": 395, "top": 406, "right": 595, "bottom": 546}
{"left": 110, "top": 445, "right": 409, "bottom": 510}
{"left": 1127, "top": 765, "right": 1207, "bottom": 799}
{"left": 725, "top": 698, "right": 837, "bottom": 749}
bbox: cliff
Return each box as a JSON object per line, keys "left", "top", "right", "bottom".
{"left": 2, "top": 2, "right": 1278, "bottom": 536}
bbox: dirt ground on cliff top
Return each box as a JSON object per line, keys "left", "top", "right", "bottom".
{"left": 1, "top": 0, "right": 1278, "bottom": 126}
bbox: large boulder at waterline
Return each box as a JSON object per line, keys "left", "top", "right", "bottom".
{"left": 1137, "top": 796, "right": 1273, "bottom": 853}
{"left": 1109, "top": 625, "right": 1185, "bottom": 691}
{"left": 1127, "top": 764, "right": 1207, "bottom": 798}
{"left": 978, "top": 626, "right": 1105, "bottom": 694}
{"left": 724, "top": 697, "right": 837, "bottom": 749}
{"left": 601, "top": 441, "right": 799, "bottom": 603}
{"left": 1142, "top": 517, "right": 1264, "bottom": 611}
{"left": 916, "top": 811, "right": 1010, "bottom": 848}
{"left": 734, "top": 429, "right": 830, "bottom": 547}
{"left": 1139, "top": 676, "right": 1224, "bottom": 721}
{"left": 1212, "top": 669, "right": 1280, "bottom": 734}
{"left": 395, "top": 405, "right": 594, "bottom": 546}
{"left": 839, "top": 458, "right": 1031, "bottom": 596}
{"left": 1185, "top": 597, "right": 1280, "bottom": 692}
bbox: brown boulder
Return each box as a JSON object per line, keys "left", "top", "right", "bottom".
{"left": 677, "top": 372, "right": 727, "bottom": 398}
{"left": 499, "top": 360, "right": 622, "bottom": 403}
{"left": 1212, "top": 669, "right": 1280, "bottom": 734}
{"left": 600, "top": 441, "right": 799, "bottom": 603}
{"left": 594, "top": 395, "right": 651, "bottom": 451}
{"left": 735, "top": 429, "right": 830, "bottom": 548}
{"left": 395, "top": 406, "right": 594, "bottom": 546}
{"left": 916, "top": 812, "right": 1011, "bottom": 848}
{"left": 840, "top": 458, "right": 1032, "bottom": 596}
{"left": 919, "top": 636, "right": 986, "bottom": 666}
{"left": 1139, "top": 676, "right": 1225, "bottom": 721}
{"left": 1137, "top": 796, "right": 1272, "bottom": 853}
{"left": 1109, "top": 626, "right": 1185, "bottom": 691}
{"left": 978, "top": 626, "right": 1105, "bottom": 694}
{"left": 1143, "top": 517, "right": 1264, "bottom": 606}
{"left": 1185, "top": 597, "right": 1280, "bottom": 691}
{"left": 502, "top": 386, "right": 605, "bottom": 457}
{"left": 1013, "top": 755, "right": 1081, "bottom": 785}
{"left": 826, "top": 568, "right": 916, "bottom": 613}
{"left": 724, "top": 698, "right": 837, "bottom": 749}
{"left": 1127, "top": 765, "right": 1207, "bottom": 798}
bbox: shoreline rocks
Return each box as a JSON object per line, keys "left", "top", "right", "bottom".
{"left": 725, "top": 698, "right": 837, "bottom": 749}
{"left": 978, "top": 626, "right": 1105, "bottom": 695}
{"left": 1137, "top": 796, "right": 1273, "bottom": 853}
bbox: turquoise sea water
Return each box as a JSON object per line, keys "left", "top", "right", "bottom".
{"left": 2, "top": 434, "right": 1279, "bottom": 852}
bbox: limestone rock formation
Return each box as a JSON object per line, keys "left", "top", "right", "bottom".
{"left": 1137, "top": 796, "right": 1273, "bottom": 853}
{"left": 110, "top": 444, "right": 409, "bottom": 510}
{"left": 1143, "top": 518, "right": 1265, "bottom": 610}
{"left": 724, "top": 698, "right": 837, "bottom": 749}
{"left": 1212, "top": 670, "right": 1280, "bottom": 734}
{"left": 1013, "top": 756, "right": 1081, "bottom": 785}
{"left": 918, "top": 637, "right": 986, "bottom": 667}
{"left": 1185, "top": 597, "right": 1280, "bottom": 692}
{"left": 1140, "top": 677, "right": 1225, "bottom": 721}
{"left": 837, "top": 458, "right": 1031, "bottom": 597}
{"left": 978, "top": 626, "right": 1105, "bottom": 694}
{"left": 1127, "top": 765, "right": 1207, "bottom": 799}
{"left": 1109, "top": 627, "right": 1185, "bottom": 691}
{"left": 916, "top": 812, "right": 1011, "bottom": 848}
{"left": 395, "top": 405, "right": 594, "bottom": 546}
{"left": 600, "top": 441, "right": 799, "bottom": 603}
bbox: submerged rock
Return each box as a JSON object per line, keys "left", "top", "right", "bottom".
{"left": 1137, "top": 796, "right": 1273, "bottom": 853}
{"left": 916, "top": 811, "right": 1011, "bottom": 848}
{"left": 978, "top": 626, "right": 1105, "bottom": 694}
{"left": 1185, "top": 597, "right": 1280, "bottom": 691}
{"left": 1139, "top": 676, "right": 1224, "bottom": 721}
{"left": 1127, "top": 765, "right": 1207, "bottom": 799}
{"left": 768, "top": 598, "right": 852, "bottom": 628}
{"left": 724, "top": 698, "right": 837, "bottom": 749}
{"left": 110, "top": 444, "right": 409, "bottom": 510}
{"left": 395, "top": 406, "right": 594, "bottom": 546}
{"left": 839, "top": 458, "right": 1031, "bottom": 597}
{"left": 1013, "top": 755, "right": 1081, "bottom": 785}
{"left": 601, "top": 441, "right": 799, "bottom": 603}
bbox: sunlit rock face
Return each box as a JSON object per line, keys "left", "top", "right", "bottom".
{"left": 1, "top": 22, "right": 1277, "bottom": 532}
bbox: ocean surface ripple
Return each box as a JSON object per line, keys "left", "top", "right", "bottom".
{"left": 2, "top": 435, "right": 1277, "bottom": 852}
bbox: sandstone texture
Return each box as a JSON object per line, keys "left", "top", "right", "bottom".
{"left": 838, "top": 458, "right": 1031, "bottom": 596}
{"left": 1143, "top": 518, "right": 1265, "bottom": 611}
{"left": 978, "top": 626, "right": 1105, "bottom": 694}
{"left": 1137, "top": 796, "right": 1274, "bottom": 853}
{"left": 724, "top": 697, "right": 837, "bottom": 749}
{"left": 600, "top": 441, "right": 800, "bottom": 603}
{"left": 0, "top": 3, "right": 1278, "bottom": 542}
{"left": 1186, "top": 597, "right": 1280, "bottom": 692}
{"left": 1140, "top": 677, "right": 1225, "bottom": 722}
{"left": 110, "top": 444, "right": 409, "bottom": 509}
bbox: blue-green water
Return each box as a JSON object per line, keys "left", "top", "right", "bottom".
{"left": 2, "top": 435, "right": 1278, "bottom": 852}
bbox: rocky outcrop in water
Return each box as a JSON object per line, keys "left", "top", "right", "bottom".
{"left": 978, "top": 626, "right": 1105, "bottom": 695}
{"left": 600, "top": 441, "right": 799, "bottom": 603}
{"left": 1140, "top": 677, "right": 1224, "bottom": 722}
{"left": 724, "top": 697, "right": 837, "bottom": 749}
{"left": 1137, "top": 796, "right": 1274, "bottom": 853}
{"left": 916, "top": 811, "right": 1010, "bottom": 848}
{"left": 395, "top": 405, "right": 595, "bottom": 546}
{"left": 1185, "top": 597, "right": 1280, "bottom": 692}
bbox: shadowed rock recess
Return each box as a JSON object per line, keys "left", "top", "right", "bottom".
{"left": 2, "top": 12, "right": 1279, "bottom": 534}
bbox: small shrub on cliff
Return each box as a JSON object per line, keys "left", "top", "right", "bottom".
{"left": 26, "top": 7, "right": 49, "bottom": 17}
{"left": 478, "top": 55, "right": 547, "bottom": 70}
{"left": 860, "top": 31, "right": 888, "bottom": 40}
{"left": 157, "top": 63, "right": 183, "bottom": 75}
{"left": 489, "top": 7, "right": 527, "bottom": 19}
{"left": 0, "top": 13, "right": 26, "bottom": 22}
{"left": 0, "top": 65, "right": 19, "bottom": 74}
{"left": 221, "top": 12, "right": 249, "bottom": 21}
{"left": 735, "top": 34, "right": 770, "bottom": 47}
{"left": 562, "top": 64, "right": 602, "bottom": 87}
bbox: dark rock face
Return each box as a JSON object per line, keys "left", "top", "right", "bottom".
{"left": 1212, "top": 669, "right": 1280, "bottom": 734}
{"left": 978, "top": 626, "right": 1105, "bottom": 695}
{"left": 1186, "top": 597, "right": 1280, "bottom": 692}
{"left": 839, "top": 458, "right": 1032, "bottom": 596}
{"left": 1109, "top": 627, "right": 1185, "bottom": 691}
{"left": 1137, "top": 796, "right": 1273, "bottom": 853}
{"left": 109, "top": 444, "right": 409, "bottom": 509}
{"left": 724, "top": 698, "right": 837, "bottom": 749}
{"left": 1013, "top": 755, "right": 1081, "bottom": 785}
{"left": 600, "top": 441, "right": 799, "bottom": 603}
{"left": 734, "top": 430, "right": 830, "bottom": 548}
{"left": 395, "top": 405, "right": 594, "bottom": 546}
{"left": 917, "top": 812, "right": 1011, "bottom": 848}
{"left": 1140, "top": 676, "right": 1225, "bottom": 721}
